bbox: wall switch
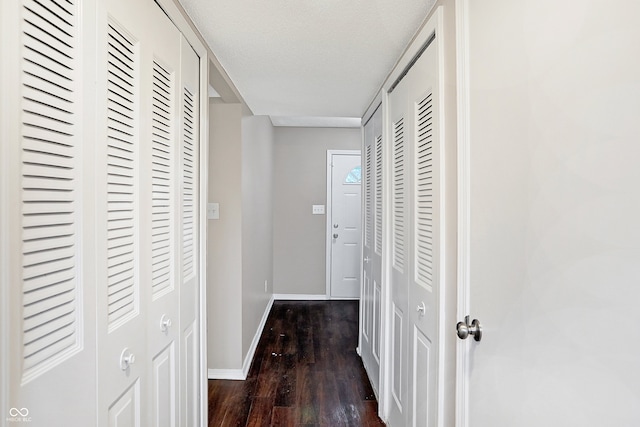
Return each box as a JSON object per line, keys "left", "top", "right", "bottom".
{"left": 312, "top": 205, "right": 325, "bottom": 215}
{"left": 207, "top": 202, "right": 220, "bottom": 220}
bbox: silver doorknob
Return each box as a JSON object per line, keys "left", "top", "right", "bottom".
{"left": 120, "top": 348, "right": 136, "bottom": 370}
{"left": 364, "top": 256, "right": 371, "bottom": 263}
{"left": 333, "top": 233, "right": 338, "bottom": 239}
{"left": 456, "top": 315, "right": 482, "bottom": 342}
{"left": 416, "top": 302, "right": 426, "bottom": 317}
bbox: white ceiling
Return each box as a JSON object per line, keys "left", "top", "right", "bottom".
{"left": 179, "top": 0, "right": 435, "bottom": 125}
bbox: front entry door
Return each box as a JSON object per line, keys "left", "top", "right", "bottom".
{"left": 328, "top": 152, "right": 362, "bottom": 299}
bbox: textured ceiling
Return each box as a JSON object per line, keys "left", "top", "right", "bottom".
{"left": 179, "top": 0, "right": 435, "bottom": 124}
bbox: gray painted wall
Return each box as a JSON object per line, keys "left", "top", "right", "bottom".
{"left": 207, "top": 105, "right": 275, "bottom": 372}
{"left": 207, "top": 102, "right": 243, "bottom": 369}
{"left": 241, "top": 115, "right": 274, "bottom": 358}
{"left": 273, "top": 127, "right": 361, "bottom": 295}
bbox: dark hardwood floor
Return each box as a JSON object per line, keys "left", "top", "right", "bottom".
{"left": 208, "top": 300, "right": 386, "bottom": 426}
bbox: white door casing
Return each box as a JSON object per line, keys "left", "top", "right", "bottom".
{"left": 456, "top": 0, "right": 640, "bottom": 426}
{"left": 327, "top": 151, "right": 362, "bottom": 299}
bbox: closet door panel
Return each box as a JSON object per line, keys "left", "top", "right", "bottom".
{"left": 179, "top": 34, "right": 201, "bottom": 427}
{"left": 96, "top": 2, "right": 147, "bottom": 425}
{"left": 3, "top": 0, "right": 98, "bottom": 425}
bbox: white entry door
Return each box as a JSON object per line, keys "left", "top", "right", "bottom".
{"left": 458, "top": 0, "right": 640, "bottom": 426}
{"left": 328, "top": 151, "right": 362, "bottom": 299}
{"left": 387, "top": 12, "right": 445, "bottom": 427}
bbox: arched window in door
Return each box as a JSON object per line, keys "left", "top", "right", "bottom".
{"left": 345, "top": 165, "right": 361, "bottom": 184}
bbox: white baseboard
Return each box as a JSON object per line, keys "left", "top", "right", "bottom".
{"left": 241, "top": 294, "right": 275, "bottom": 377}
{"left": 273, "top": 293, "right": 328, "bottom": 300}
{"left": 207, "top": 295, "right": 275, "bottom": 381}
{"left": 207, "top": 368, "right": 245, "bottom": 380}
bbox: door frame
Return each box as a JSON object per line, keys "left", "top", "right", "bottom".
{"left": 325, "top": 149, "right": 362, "bottom": 299}
{"left": 454, "top": 0, "right": 471, "bottom": 426}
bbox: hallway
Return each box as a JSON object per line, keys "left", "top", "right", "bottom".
{"left": 208, "top": 301, "right": 385, "bottom": 426}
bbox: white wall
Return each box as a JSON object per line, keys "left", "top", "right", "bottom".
{"left": 273, "top": 127, "right": 361, "bottom": 295}
{"left": 241, "top": 115, "right": 274, "bottom": 357}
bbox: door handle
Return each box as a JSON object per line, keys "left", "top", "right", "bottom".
{"left": 364, "top": 256, "right": 370, "bottom": 263}
{"left": 333, "top": 224, "right": 339, "bottom": 228}
{"left": 416, "top": 302, "right": 426, "bottom": 317}
{"left": 333, "top": 233, "right": 338, "bottom": 239}
{"left": 119, "top": 348, "right": 136, "bottom": 370}
{"left": 160, "top": 314, "right": 172, "bottom": 332}
{"left": 456, "top": 315, "right": 482, "bottom": 342}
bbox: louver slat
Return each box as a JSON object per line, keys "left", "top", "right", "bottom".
{"left": 182, "top": 87, "right": 195, "bottom": 279}
{"left": 20, "top": 0, "right": 80, "bottom": 375}
{"left": 374, "top": 135, "right": 383, "bottom": 255}
{"left": 365, "top": 144, "right": 373, "bottom": 248}
{"left": 106, "top": 23, "right": 138, "bottom": 327}
{"left": 415, "top": 93, "right": 434, "bottom": 290}
{"left": 392, "top": 119, "right": 405, "bottom": 271}
{"left": 151, "top": 60, "right": 174, "bottom": 296}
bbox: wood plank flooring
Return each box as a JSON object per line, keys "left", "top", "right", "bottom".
{"left": 208, "top": 300, "right": 386, "bottom": 426}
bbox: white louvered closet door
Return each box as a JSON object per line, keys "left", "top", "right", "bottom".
{"left": 361, "top": 112, "right": 375, "bottom": 382}
{"left": 360, "top": 104, "right": 383, "bottom": 396}
{"left": 96, "top": 0, "right": 184, "bottom": 425}
{"left": 386, "top": 30, "right": 441, "bottom": 427}
{"left": 406, "top": 35, "right": 440, "bottom": 427}
{"left": 146, "top": 6, "right": 182, "bottom": 427}
{"left": 96, "top": 0, "right": 148, "bottom": 424}
{"left": 387, "top": 72, "right": 410, "bottom": 427}
{"left": 2, "top": 0, "right": 98, "bottom": 425}
{"left": 372, "top": 108, "right": 384, "bottom": 373}
{"left": 2, "top": 0, "right": 200, "bottom": 424}
{"left": 179, "top": 35, "right": 200, "bottom": 427}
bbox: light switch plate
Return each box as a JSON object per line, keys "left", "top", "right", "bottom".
{"left": 207, "top": 202, "right": 220, "bottom": 220}
{"left": 312, "top": 205, "right": 325, "bottom": 215}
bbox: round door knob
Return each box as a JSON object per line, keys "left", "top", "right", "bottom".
{"left": 160, "top": 314, "right": 172, "bottom": 332}
{"left": 120, "top": 348, "right": 136, "bottom": 370}
{"left": 456, "top": 315, "right": 482, "bottom": 342}
{"left": 456, "top": 321, "right": 470, "bottom": 339}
